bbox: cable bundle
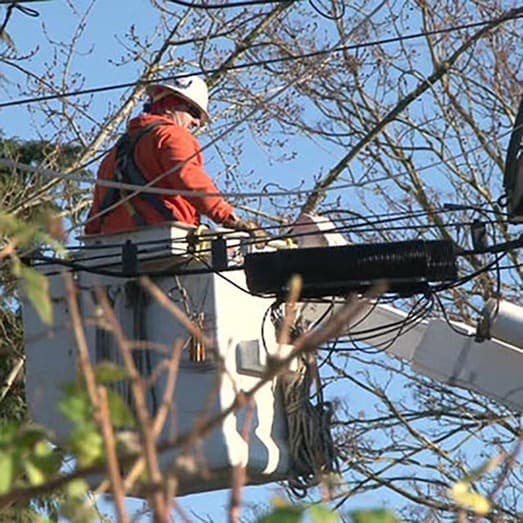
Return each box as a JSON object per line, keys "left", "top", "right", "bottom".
{"left": 244, "top": 239, "right": 457, "bottom": 298}
{"left": 278, "top": 359, "right": 339, "bottom": 497}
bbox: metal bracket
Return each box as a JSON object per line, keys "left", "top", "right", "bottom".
{"left": 236, "top": 340, "right": 265, "bottom": 376}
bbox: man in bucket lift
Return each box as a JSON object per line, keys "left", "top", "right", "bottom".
{"left": 85, "top": 75, "right": 252, "bottom": 235}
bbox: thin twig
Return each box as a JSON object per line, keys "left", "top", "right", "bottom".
{"left": 97, "top": 385, "right": 130, "bottom": 523}
{"left": 278, "top": 274, "right": 302, "bottom": 346}
{"left": 123, "top": 340, "right": 185, "bottom": 494}
{"left": 229, "top": 399, "right": 255, "bottom": 523}
{"left": 63, "top": 273, "right": 99, "bottom": 410}
{"left": 95, "top": 286, "right": 169, "bottom": 523}
{"left": 0, "top": 356, "right": 25, "bottom": 405}
{"left": 139, "top": 276, "right": 213, "bottom": 347}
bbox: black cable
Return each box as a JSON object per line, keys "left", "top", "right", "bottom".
{"left": 260, "top": 302, "right": 274, "bottom": 356}
{"left": 442, "top": 202, "right": 511, "bottom": 218}
{"left": 0, "top": 0, "right": 41, "bottom": 37}
{"left": 38, "top": 245, "right": 261, "bottom": 297}
{"left": 432, "top": 292, "right": 474, "bottom": 339}
{"left": 320, "top": 297, "right": 429, "bottom": 351}
{"left": 0, "top": 3, "right": 14, "bottom": 35}
{"left": 496, "top": 262, "right": 523, "bottom": 270}
{"left": 322, "top": 207, "right": 509, "bottom": 232}
{"left": 166, "top": 0, "right": 288, "bottom": 7}
{"left": 2, "top": 12, "right": 521, "bottom": 109}
{"left": 434, "top": 252, "right": 508, "bottom": 292}
{"left": 29, "top": 252, "right": 244, "bottom": 279}
{"left": 55, "top": 204, "right": 509, "bottom": 255}
{"left": 25, "top": 212, "right": 522, "bottom": 272}
{"left": 318, "top": 296, "right": 433, "bottom": 355}
{"left": 192, "top": 255, "right": 262, "bottom": 297}
{"left": 33, "top": 239, "right": 203, "bottom": 265}
{"left": 464, "top": 234, "right": 523, "bottom": 256}
{"left": 308, "top": 0, "right": 345, "bottom": 20}
{"left": 340, "top": 294, "right": 433, "bottom": 354}
{"left": 67, "top": 236, "right": 191, "bottom": 251}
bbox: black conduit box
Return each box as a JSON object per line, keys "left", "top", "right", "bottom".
{"left": 244, "top": 240, "right": 458, "bottom": 298}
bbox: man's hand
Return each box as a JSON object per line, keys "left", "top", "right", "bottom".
{"left": 222, "top": 214, "right": 268, "bottom": 247}
{"left": 222, "top": 214, "right": 255, "bottom": 232}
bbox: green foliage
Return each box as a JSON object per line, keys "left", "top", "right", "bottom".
{"left": 93, "top": 360, "right": 129, "bottom": 384}
{"left": 12, "top": 261, "right": 52, "bottom": 325}
{"left": 0, "top": 373, "right": 135, "bottom": 520}
{"left": 58, "top": 376, "right": 136, "bottom": 468}
{"left": 258, "top": 505, "right": 303, "bottom": 523}
{"left": 308, "top": 505, "right": 340, "bottom": 523}
{"left": 59, "top": 479, "right": 98, "bottom": 523}
{"left": 0, "top": 136, "right": 82, "bottom": 217}
{"left": 0, "top": 423, "right": 61, "bottom": 495}
{"left": 0, "top": 135, "right": 92, "bottom": 519}
{"left": 349, "top": 509, "right": 401, "bottom": 523}
{"left": 70, "top": 423, "right": 104, "bottom": 468}
{"left": 257, "top": 499, "right": 341, "bottom": 523}
{"left": 257, "top": 500, "right": 402, "bottom": 523}
{"left": 0, "top": 211, "right": 65, "bottom": 325}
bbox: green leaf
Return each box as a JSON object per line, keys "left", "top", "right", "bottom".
{"left": 0, "top": 421, "right": 21, "bottom": 445}
{"left": 450, "top": 481, "right": 491, "bottom": 516}
{"left": 106, "top": 389, "right": 135, "bottom": 428}
{"left": 351, "top": 509, "right": 401, "bottom": 523}
{"left": 0, "top": 210, "right": 65, "bottom": 254}
{"left": 257, "top": 506, "right": 303, "bottom": 523}
{"left": 308, "top": 505, "right": 340, "bottom": 523}
{"left": 20, "top": 265, "right": 53, "bottom": 325}
{"left": 59, "top": 389, "right": 92, "bottom": 425}
{"left": 93, "top": 360, "right": 129, "bottom": 384}
{"left": 0, "top": 212, "right": 37, "bottom": 244}
{"left": 17, "top": 425, "right": 49, "bottom": 450}
{"left": 0, "top": 451, "right": 14, "bottom": 494}
{"left": 66, "top": 478, "right": 89, "bottom": 499}
{"left": 70, "top": 425, "right": 104, "bottom": 467}
{"left": 33, "top": 439, "right": 53, "bottom": 457}
{"left": 31, "top": 442, "right": 61, "bottom": 476}
{"left": 25, "top": 459, "right": 46, "bottom": 486}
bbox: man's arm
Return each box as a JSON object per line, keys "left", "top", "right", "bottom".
{"left": 158, "top": 126, "right": 235, "bottom": 224}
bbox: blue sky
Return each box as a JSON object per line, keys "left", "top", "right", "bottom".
{"left": 4, "top": 2, "right": 521, "bottom": 521}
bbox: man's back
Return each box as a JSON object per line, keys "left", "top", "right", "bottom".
{"left": 84, "top": 113, "right": 234, "bottom": 235}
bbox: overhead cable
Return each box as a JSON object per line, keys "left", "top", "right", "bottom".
{"left": 308, "top": 0, "right": 345, "bottom": 20}
{"left": 165, "top": 0, "right": 288, "bottom": 7}
{"left": 0, "top": 0, "right": 41, "bottom": 37}
{"left": 1, "top": 10, "right": 521, "bottom": 109}
{"left": 0, "top": 128, "right": 512, "bottom": 203}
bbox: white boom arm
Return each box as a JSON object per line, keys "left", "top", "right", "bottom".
{"left": 292, "top": 214, "right": 523, "bottom": 412}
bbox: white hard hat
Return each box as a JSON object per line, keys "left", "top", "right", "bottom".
{"left": 147, "top": 75, "right": 210, "bottom": 123}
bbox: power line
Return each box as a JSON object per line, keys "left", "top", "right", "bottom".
{"left": 165, "top": 0, "right": 288, "bottom": 7}
{"left": 29, "top": 207, "right": 520, "bottom": 268}
{"left": 0, "top": 0, "right": 42, "bottom": 36}
{"left": 1, "top": 11, "right": 521, "bottom": 109}
{"left": 0, "top": 128, "right": 512, "bottom": 202}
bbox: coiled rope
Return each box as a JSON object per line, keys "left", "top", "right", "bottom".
{"left": 278, "top": 355, "right": 339, "bottom": 497}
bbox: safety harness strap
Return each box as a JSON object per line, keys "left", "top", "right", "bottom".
{"left": 99, "top": 122, "right": 175, "bottom": 227}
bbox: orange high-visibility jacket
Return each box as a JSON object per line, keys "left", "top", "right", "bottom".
{"left": 85, "top": 114, "right": 234, "bottom": 235}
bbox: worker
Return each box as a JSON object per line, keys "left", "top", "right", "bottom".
{"left": 84, "top": 75, "right": 252, "bottom": 235}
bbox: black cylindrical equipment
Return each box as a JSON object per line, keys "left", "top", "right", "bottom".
{"left": 244, "top": 239, "right": 457, "bottom": 298}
